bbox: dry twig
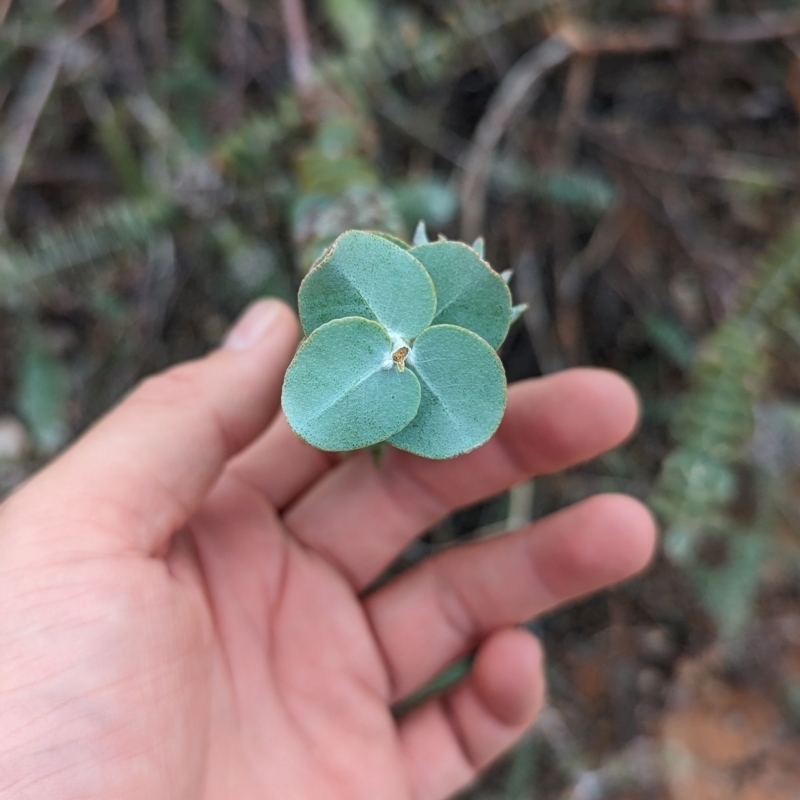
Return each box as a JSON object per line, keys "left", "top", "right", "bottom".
{"left": 0, "top": 0, "right": 119, "bottom": 224}
{"left": 460, "top": 36, "right": 572, "bottom": 240}
{"left": 280, "top": 0, "right": 315, "bottom": 104}
{"left": 551, "top": 54, "right": 597, "bottom": 365}
{"left": 557, "top": 18, "right": 683, "bottom": 55}
{"left": 0, "top": 45, "right": 66, "bottom": 224}
{"left": 553, "top": 54, "right": 595, "bottom": 167}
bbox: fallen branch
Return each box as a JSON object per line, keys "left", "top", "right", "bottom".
{"left": 0, "top": 44, "right": 66, "bottom": 223}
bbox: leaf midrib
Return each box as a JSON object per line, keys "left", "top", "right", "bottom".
{"left": 301, "top": 357, "right": 387, "bottom": 425}
{"left": 410, "top": 360, "right": 469, "bottom": 450}
{"left": 337, "top": 266, "right": 382, "bottom": 326}
{"left": 433, "top": 272, "right": 484, "bottom": 320}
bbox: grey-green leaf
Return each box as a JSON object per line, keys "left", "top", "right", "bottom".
{"left": 413, "top": 221, "right": 429, "bottom": 246}
{"left": 282, "top": 317, "right": 421, "bottom": 452}
{"left": 15, "top": 343, "right": 70, "bottom": 455}
{"left": 299, "top": 230, "right": 436, "bottom": 339}
{"left": 389, "top": 324, "right": 507, "bottom": 459}
{"left": 409, "top": 241, "right": 512, "bottom": 349}
{"left": 370, "top": 230, "right": 411, "bottom": 250}
{"left": 510, "top": 303, "right": 528, "bottom": 324}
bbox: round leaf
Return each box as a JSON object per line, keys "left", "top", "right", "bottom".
{"left": 410, "top": 241, "right": 512, "bottom": 349}
{"left": 370, "top": 230, "right": 411, "bottom": 250}
{"left": 299, "top": 230, "right": 436, "bottom": 339}
{"left": 283, "top": 317, "right": 421, "bottom": 452}
{"left": 389, "top": 324, "right": 507, "bottom": 459}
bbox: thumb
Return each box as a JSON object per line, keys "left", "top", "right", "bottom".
{"left": 9, "top": 300, "right": 300, "bottom": 554}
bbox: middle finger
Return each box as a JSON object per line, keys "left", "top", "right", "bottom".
{"left": 282, "top": 369, "right": 639, "bottom": 590}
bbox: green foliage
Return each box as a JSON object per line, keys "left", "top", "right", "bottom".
{"left": 281, "top": 317, "right": 422, "bottom": 451}
{"left": 210, "top": 219, "right": 295, "bottom": 304}
{"left": 283, "top": 229, "right": 511, "bottom": 459}
{"left": 298, "top": 230, "right": 436, "bottom": 339}
{"left": 322, "top": 0, "right": 379, "bottom": 53}
{"left": 15, "top": 340, "right": 70, "bottom": 454}
{"left": 214, "top": 101, "right": 303, "bottom": 178}
{"left": 387, "top": 324, "right": 506, "bottom": 459}
{"left": 0, "top": 0, "right": 581, "bottom": 313}
{"left": 290, "top": 116, "right": 407, "bottom": 270}
{"left": 652, "top": 228, "right": 800, "bottom": 635}
{"left": 390, "top": 178, "right": 458, "bottom": 232}
{"left": 493, "top": 158, "right": 617, "bottom": 215}
{"left": 6, "top": 0, "right": 800, "bottom": 796}
{"left": 410, "top": 240, "right": 512, "bottom": 349}
{"left": 641, "top": 313, "right": 695, "bottom": 370}
{"left": 0, "top": 197, "right": 177, "bottom": 303}
{"left": 742, "top": 229, "right": 800, "bottom": 321}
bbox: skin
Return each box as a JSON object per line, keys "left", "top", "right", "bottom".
{"left": 0, "top": 300, "right": 657, "bottom": 800}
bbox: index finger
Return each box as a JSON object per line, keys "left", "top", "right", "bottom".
{"left": 5, "top": 301, "right": 300, "bottom": 555}
{"left": 282, "top": 368, "right": 641, "bottom": 589}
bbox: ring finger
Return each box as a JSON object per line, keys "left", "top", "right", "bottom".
{"left": 364, "top": 493, "right": 656, "bottom": 703}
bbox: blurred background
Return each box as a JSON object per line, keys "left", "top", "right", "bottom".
{"left": 3, "top": 0, "right": 800, "bottom": 797}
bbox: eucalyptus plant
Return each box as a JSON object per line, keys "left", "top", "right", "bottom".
{"left": 281, "top": 225, "right": 524, "bottom": 459}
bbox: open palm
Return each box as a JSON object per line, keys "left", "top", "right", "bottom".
{"left": 0, "top": 301, "right": 655, "bottom": 800}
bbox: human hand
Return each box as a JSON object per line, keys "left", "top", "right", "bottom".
{"left": 0, "top": 300, "right": 656, "bottom": 800}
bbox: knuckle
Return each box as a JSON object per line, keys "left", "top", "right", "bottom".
{"left": 133, "top": 364, "right": 203, "bottom": 409}
{"left": 432, "top": 566, "right": 479, "bottom": 645}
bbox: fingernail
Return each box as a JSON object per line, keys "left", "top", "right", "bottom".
{"left": 223, "top": 301, "right": 280, "bottom": 350}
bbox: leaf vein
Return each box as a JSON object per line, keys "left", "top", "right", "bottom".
{"left": 301, "top": 360, "right": 386, "bottom": 425}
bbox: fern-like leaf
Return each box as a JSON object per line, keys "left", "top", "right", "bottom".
{"left": 651, "top": 228, "right": 800, "bottom": 634}
{"left": 0, "top": 195, "right": 177, "bottom": 301}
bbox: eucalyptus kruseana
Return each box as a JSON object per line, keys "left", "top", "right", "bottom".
{"left": 281, "top": 224, "right": 526, "bottom": 460}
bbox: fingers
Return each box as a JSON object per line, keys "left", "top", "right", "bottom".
{"left": 398, "top": 628, "right": 544, "bottom": 800}
{"left": 367, "top": 494, "right": 656, "bottom": 703}
{"left": 394, "top": 495, "right": 651, "bottom": 800}
{"left": 284, "top": 369, "right": 640, "bottom": 589}
{"left": 10, "top": 301, "right": 300, "bottom": 554}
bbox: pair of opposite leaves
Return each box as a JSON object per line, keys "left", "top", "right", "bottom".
{"left": 281, "top": 229, "right": 513, "bottom": 460}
